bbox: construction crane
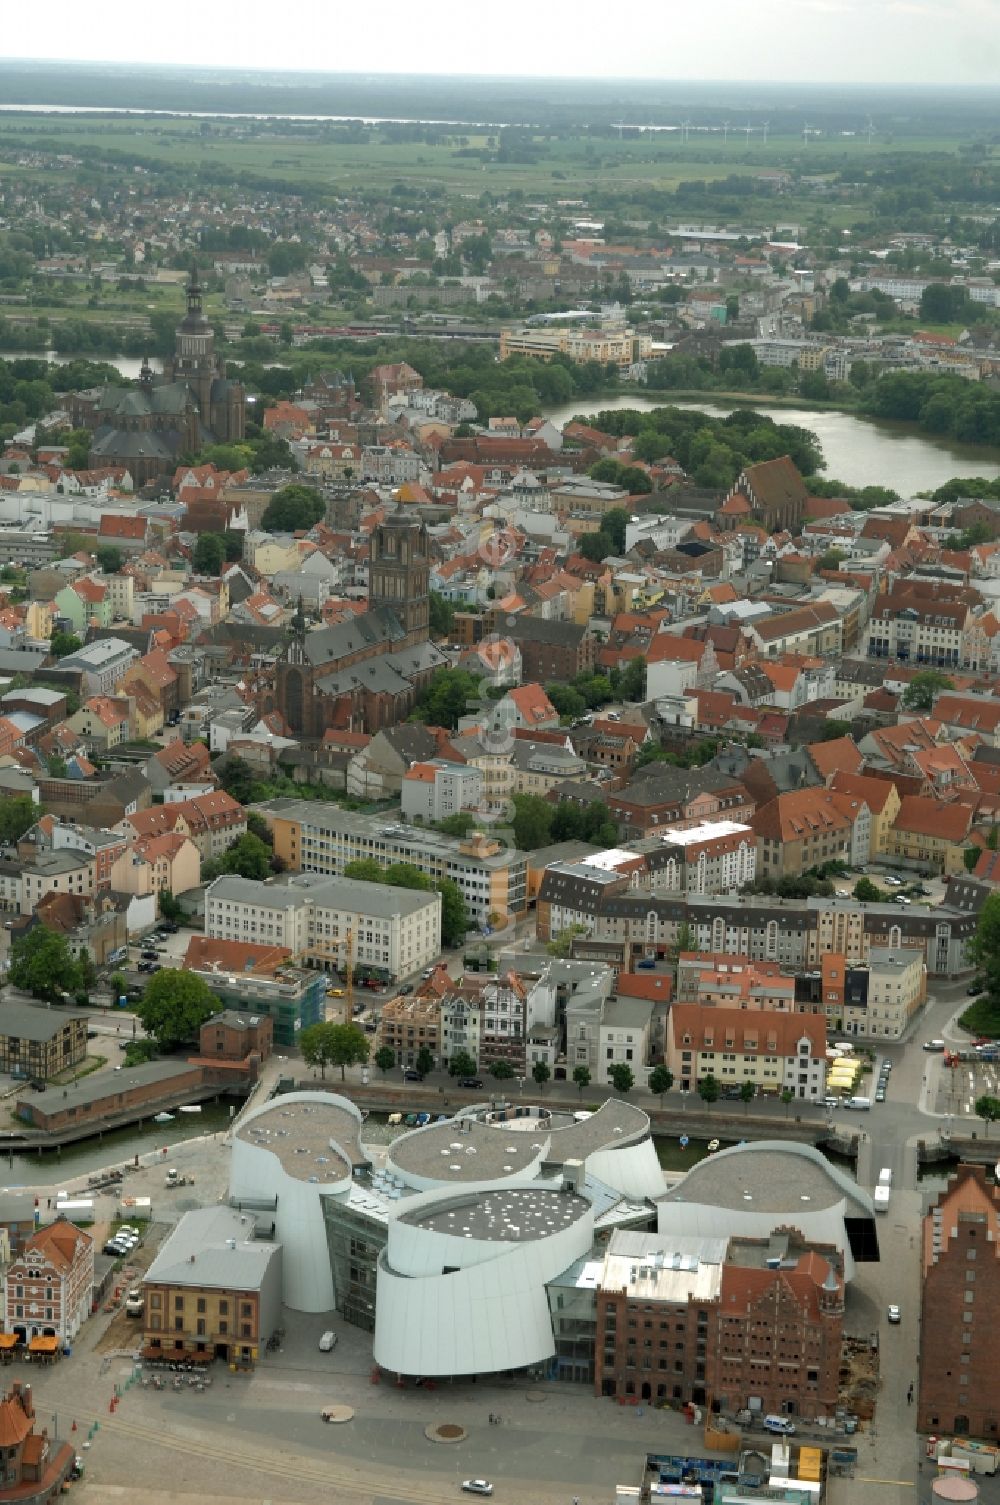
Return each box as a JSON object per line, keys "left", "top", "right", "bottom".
{"left": 344, "top": 926, "right": 354, "bottom": 1020}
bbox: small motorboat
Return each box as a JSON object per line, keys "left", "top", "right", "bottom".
{"left": 178, "top": 1105, "right": 201, "bottom": 1114}
{"left": 153, "top": 1113, "right": 175, "bottom": 1124}
{"left": 707, "top": 1138, "right": 720, "bottom": 1153}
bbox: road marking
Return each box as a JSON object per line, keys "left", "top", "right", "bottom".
{"left": 856, "top": 1479, "right": 916, "bottom": 1488}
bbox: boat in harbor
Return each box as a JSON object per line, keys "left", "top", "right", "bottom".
{"left": 178, "top": 1105, "right": 201, "bottom": 1114}
{"left": 153, "top": 1112, "right": 175, "bottom": 1124}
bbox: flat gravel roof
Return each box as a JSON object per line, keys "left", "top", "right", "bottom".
{"left": 400, "top": 1186, "right": 590, "bottom": 1243}
{"left": 236, "top": 1098, "right": 364, "bottom": 1183}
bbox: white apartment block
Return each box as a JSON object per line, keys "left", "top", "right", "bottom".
{"left": 204, "top": 873, "right": 440, "bottom": 982}
{"left": 400, "top": 760, "right": 483, "bottom": 825}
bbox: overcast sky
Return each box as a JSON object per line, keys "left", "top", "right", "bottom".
{"left": 6, "top": 0, "right": 1000, "bottom": 85}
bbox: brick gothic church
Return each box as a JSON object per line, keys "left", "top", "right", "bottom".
{"left": 75, "top": 266, "right": 246, "bottom": 486}
{"left": 263, "top": 504, "right": 444, "bottom": 737}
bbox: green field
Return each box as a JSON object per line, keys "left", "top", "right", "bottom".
{"left": 0, "top": 110, "right": 966, "bottom": 202}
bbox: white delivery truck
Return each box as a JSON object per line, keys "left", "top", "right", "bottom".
{"left": 874, "top": 1185, "right": 891, "bottom": 1214}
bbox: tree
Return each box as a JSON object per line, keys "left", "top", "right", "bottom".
{"left": 95, "top": 545, "right": 122, "bottom": 574}
{"left": 217, "top": 832, "right": 273, "bottom": 881}
{"left": 532, "top": 1060, "right": 551, "bottom": 1089}
{"left": 546, "top": 924, "right": 588, "bottom": 958}
{"left": 155, "top": 889, "right": 183, "bottom": 925}
{"left": 697, "top": 1073, "right": 720, "bottom": 1109}
{"left": 383, "top": 863, "right": 432, "bottom": 891}
{"left": 218, "top": 755, "right": 255, "bottom": 805}
{"left": 780, "top": 1087, "right": 795, "bottom": 1117}
{"left": 49, "top": 630, "right": 82, "bottom": 659}
{"left": 975, "top": 1095, "right": 1000, "bottom": 1136}
{"left": 429, "top": 591, "right": 456, "bottom": 639}
{"left": 374, "top": 1045, "right": 396, "bottom": 1075}
{"left": 246, "top": 811, "right": 273, "bottom": 845}
{"left": 573, "top": 1064, "right": 592, "bottom": 1096}
{"left": 853, "top": 877, "right": 887, "bottom": 903}
{"left": 343, "top": 858, "right": 386, "bottom": 884}
{"left": 0, "top": 795, "right": 39, "bottom": 846}
{"left": 609, "top": 1063, "right": 634, "bottom": 1095}
{"left": 300, "top": 1021, "right": 338, "bottom": 1078}
{"left": 902, "top": 670, "right": 955, "bottom": 711}
{"left": 415, "top": 1045, "right": 436, "bottom": 1079}
{"left": 490, "top": 1060, "right": 515, "bottom": 1080}
{"left": 448, "top": 1050, "right": 478, "bottom": 1079}
{"left": 739, "top": 1080, "right": 756, "bottom": 1103}
{"left": 436, "top": 878, "right": 469, "bottom": 945}
{"left": 192, "top": 532, "right": 226, "bottom": 576}
{"left": 123, "top": 1039, "right": 158, "bottom": 1067}
{"left": 9, "top": 926, "right": 81, "bottom": 1003}
{"left": 137, "top": 969, "right": 219, "bottom": 1049}
{"left": 511, "top": 793, "right": 553, "bottom": 851}
{"left": 75, "top": 947, "right": 97, "bottom": 1002}
{"left": 965, "top": 846, "right": 981, "bottom": 873}
{"left": 648, "top": 1064, "right": 673, "bottom": 1104}
{"left": 329, "top": 1022, "right": 370, "bottom": 1080}
{"left": 260, "top": 483, "right": 325, "bottom": 533}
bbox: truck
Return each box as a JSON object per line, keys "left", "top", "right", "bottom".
{"left": 878, "top": 1168, "right": 893, "bottom": 1188}
{"left": 874, "top": 1185, "right": 891, "bottom": 1214}
{"left": 846, "top": 1096, "right": 872, "bottom": 1111}
{"left": 124, "top": 1288, "right": 144, "bottom": 1318}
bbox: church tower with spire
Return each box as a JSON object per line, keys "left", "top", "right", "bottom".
{"left": 162, "top": 263, "right": 246, "bottom": 444}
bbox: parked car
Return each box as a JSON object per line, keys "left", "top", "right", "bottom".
{"left": 763, "top": 1415, "right": 796, "bottom": 1435}
{"left": 398, "top": 983, "right": 413, "bottom": 996}
{"left": 461, "top": 1484, "right": 494, "bottom": 1497}
{"left": 888, "top": 1304, "right": 901, "bottom": 1324}
{"left": 318, "top": 1330, "right": 337, "bottom": 1352}
{"left": 636, "top": 958, "right": 656, "bottom": 970}
{"left": 403, "top": 1069, "right": 422, "bottom": 1082}
{"left": 458, "top": 1077, "right": 483, "bottom": 1090}
{"left": 923, "top": 1039, "right": 946, "bottom": 1052}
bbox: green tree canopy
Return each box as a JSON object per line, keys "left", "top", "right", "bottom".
{"left": 192, "top": 532, "right": 226, "bottom": 576}
{"left": 648, "top": 1064, "right": 673, "bottom": 1103}
{"left": 217, "top": 754, "right": 255, "bottom": 805}
{"left": 415, "top": 1045, "right": 436, "bottom": 1078}
{"left": 438, "top": 877, "right": 468, "bottom": 947}
{"left": 50, "top": 630, "right": 82, "bottom": 659}
{"left": 489, "top": 1059, "right": 515, "bottom": 1080}
{"left": 975, "top": 1095, "right": 1000, "bottom": 1135}
{"left": 572, "top": 1064, "right": 591, "bottom": 1096}
{"left": 95, "top": 545, "right": 123, "bottom": 574}
{"left": 697, "top": 1073, "right": 720, "bottom": 1107}
{"left": 853, "top": 877, "right": 888, "bottom": 903}
{"left": 260, "top": 483, "right": 326, "bottom": 533}
{"left": 902, "top": 669, "right": 955, "bottom": 711}
{"left": 9, "top": 926, "right": 82, "bottom": 1003}
{"left": 343, "top": 858, "right": 386, "bottom": 884}
{"left": 0, "top": 795, "right": 39, "bottom": 846}
{"left": 374, "top": 1045, "right": 396, "bottom": 1075}
{"left": 448, "top": 1050, "right": 478, "bottom": 1079}
{"left": 609, "top": 1063, "right": 634, "bottom": 1094}
{"left": 511, "top": 793, "right": 553, "bottom": 851}
{"left": 137, "top": 969, "right": 220, "bottom": 1049}
{"left": 300, "top": 1020, "right": 370, "bottom": 1080}
{"left": 213, "top": 832, "right": 273, "bottom": 881}
{"left": 531, "top": 1060, "right": 551, "bottom": 1088}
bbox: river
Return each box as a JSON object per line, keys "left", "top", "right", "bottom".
{"left": 0, "top": 350, "right": 162, "bottom": 380}
{"left": 7, "top": 347, "right": 999, "bottom": 493}
{"left": 0, "top": 1102, "right": 234, "bottom": 1190}
{"left": 542, "top": 394, "right": 1000, "bottom": 494}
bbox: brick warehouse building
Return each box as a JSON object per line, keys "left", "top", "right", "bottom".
{"left": 918, "top": 1164, "right": 1000, "bottom": 1437}
{"left": 595, "top": 1229, "right": 844, "bottom": 1418}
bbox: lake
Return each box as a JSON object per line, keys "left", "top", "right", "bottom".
{"left": 542, "top": 393, "right": 1000, "bottom": 494}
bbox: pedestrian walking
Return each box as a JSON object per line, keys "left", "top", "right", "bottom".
{"left": 488, "top": 1412, "right": 494, "bottom": 1425}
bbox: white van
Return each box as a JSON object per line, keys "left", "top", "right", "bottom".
{"left": 878, "top": 1168, "right": 893, "bottom": 1188}
{"left": 318, "top": 1330, "right": 337, "bottom": 1352}
{"left": 763, "top": 1415, "right": 796, "bottom": 1435}
{"left": 846, "top": 1096, "right": 872, "bottom": 1111}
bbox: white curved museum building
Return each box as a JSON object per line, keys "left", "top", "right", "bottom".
{"left": 229, "top": 1091, "right": 365, "bottom": 1312}
{"left": 374, "top": 1181, "right": 594, "bottom": 1377}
